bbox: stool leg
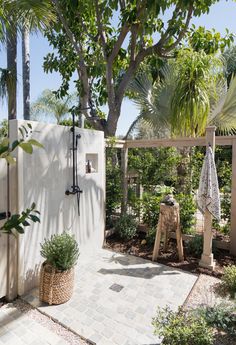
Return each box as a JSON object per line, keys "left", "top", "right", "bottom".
{"left": 176, "top": 212, "right": 184, "bottom": 261}
{"left": 152, "top": 216, "right": 162, "bottom": 261}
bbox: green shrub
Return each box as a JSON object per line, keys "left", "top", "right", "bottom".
{"left": 186, "top": 235, "right": 203, "bottom": 258}
{"left": 40, "top": 232, "right": 79, "bottom": 271}
{"left": 146, "top": 227, "right": 157, "bottom": 246}
{"left": 222, "top": 265, "right": 236, "bottom": 298}
{"left": 115, "top": 214, "right": 137, "bottom": 241}
{"left": 196, "top": 304, "right": 236, "bottom": 336}
{"left": 175, "top": 193, "right": 196, "bottom": 234}
{"left": 106, "top": 148, "right": 122, "bottom": 228}
{"left": 152, "top": 307, "right": 213, "bottom": 345}
{"left": 141, "top": 194, "right": 162, "bottom": 228}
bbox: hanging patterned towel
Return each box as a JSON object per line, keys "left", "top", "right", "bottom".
{"left": 197, "top": 146, "right": 221, "bottom": 221}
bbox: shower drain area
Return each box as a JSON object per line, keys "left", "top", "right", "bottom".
{"left": 109, "top": 283, "right": 124, "bottom": 292}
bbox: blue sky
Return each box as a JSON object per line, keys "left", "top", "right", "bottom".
{"left": 0, "top": 0, "right": 236, "bottom": 135}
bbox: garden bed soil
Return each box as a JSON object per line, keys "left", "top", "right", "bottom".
{"left": 104, "top": 232, "right": 236, "bottom": 278}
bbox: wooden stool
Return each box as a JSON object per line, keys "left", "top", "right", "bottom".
{"left": 152, "top": 203, "right": 184, "bottom": 262}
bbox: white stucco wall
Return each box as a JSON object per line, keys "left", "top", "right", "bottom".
{"left": 10, "top": 120, "right": 105, "bottom": 294}
{"left": 0, "top": 159, "right": 8, "bottom": 298}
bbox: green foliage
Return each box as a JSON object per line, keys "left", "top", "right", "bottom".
{"left": 0, "top": 119, "right": 8, "bottom": 140}
{"left": 222, "top": 265, "right": 236, "bottom": 298}
{"left": 141, "top": 194, "right": 162, "bottom": 228}
{"left": 128, "top": 148, "right": 180, "bottom": 190}
{"left": 212, "top": 146, "right": 232, "bottom": 233}
{"left": 0, "top": 123, "right": 43, "bottom": 164}
{"left": 152, "top": 307, "right": 214, "bottom": 345}
{"left": 223, "top": 45, "right": 236, "bottom": 86}
{"left": 40, "top": 232, "right": 79, "bottom": 271}
{"left": 186, "top": 235, "right": 203, "bottom": 258}
{"left": 196, "top": 304, "right": 236, "bottom": 336}
{"left": 31, "top": 89, "right": 76, "bottom": 124}
{"left": 175, "top": 193, "right": 196, "bottom": 234}
{"left": 146, "top": 227, "right": 157, "bottom": 246}
{"left": 42, "top": 0, "right": 222, "bottom": 135}
{"left": 171, "top": 49, "right": 222, "bottom": 137}
{"left": 0, "top": 203, "right": 40, "bottom": 235}
{"left": 106, "top": 147, "right": 122, "bottom": 228}
{"left": 189, "top": 26, "right": 234, "bottom": 54}
{"left": 115, "top": 214, "right": 137, "bottom": 241}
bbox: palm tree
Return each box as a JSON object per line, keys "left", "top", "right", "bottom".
{"left": 6, "top": 25, "right": 17, "bottom": 120}
{"left": 17, "top": 0, "right": 56, "bottom": 120}
{"left": 222, "top": 46, "right": 236, "bottom": 87}
{"left": 22, "top": 25, "right": 30, "bottom": 119}
{"left": 0, "top": 1, "right": 56, "bottom": 121}
{"left": 128, "top": 49, "right": 236, "bottom": 192}
{"left": 31, "top": 89, "right": 76, "bottom": 124}
{"left": 127, "top": 49, "right": 235, "bottom": 138}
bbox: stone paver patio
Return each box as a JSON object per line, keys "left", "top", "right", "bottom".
{"left": 23, "top": 249, "right": 198, "bottom": 345}
{"left": 0, "top": 303, "right": 68, "bottom": 345}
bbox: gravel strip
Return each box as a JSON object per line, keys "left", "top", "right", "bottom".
{"left": 184, "top": 274, "right": 227, "bottom": 309}
{"left": 13, "top": 298, "right": 90, "bottom": 345}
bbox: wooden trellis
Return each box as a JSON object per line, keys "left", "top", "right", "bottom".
{"left": 106, "top": 127, "right": 236, "bottom": 268}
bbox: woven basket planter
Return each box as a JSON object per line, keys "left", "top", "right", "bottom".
{"left": 39, "top": 262, "right": 74, "bottom": 305}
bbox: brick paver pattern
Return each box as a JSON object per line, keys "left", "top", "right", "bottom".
{"left": 23, "top": 249, "right": 198, "bottom": 345}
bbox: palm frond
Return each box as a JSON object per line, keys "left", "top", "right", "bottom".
{"left": 128, "top": 64, "right": 174, "bottom": 138}
{"left": 209, "top": 76, "right": 236, "bottom": 134}
{"left": 9, "top": 0, "right": 56, "bottom": 32}
{"left": 0, "top": 68, "right": 15, "bottom": 101}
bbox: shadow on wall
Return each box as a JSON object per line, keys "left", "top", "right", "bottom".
{"left": 17, "top": 121, "right": 105, "bottom": 294}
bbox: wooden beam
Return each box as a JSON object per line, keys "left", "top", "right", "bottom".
{"left": 105, "top": 139, "right": 125, "bottom": 148}
{"left": 125, "top": 136, "right": 236, "bottom": 149}
{"left": 105, "top": 135, "right": 236, "bottom": 150}
{"left": 121, "top": 147, "right": 128, "bottom": 214}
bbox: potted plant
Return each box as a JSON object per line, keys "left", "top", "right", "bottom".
{"left": 39, "top": 232, "right": 79, "bottom": 305}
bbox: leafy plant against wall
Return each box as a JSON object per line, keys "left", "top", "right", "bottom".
{"left": 0, "top": 122, "right": 42, "bottom": 235}
{"left": 0, "top": 123, "right": 43, "bottom": 163}
{"left": 0, "top": 203, "right": 40, "bottom": 235}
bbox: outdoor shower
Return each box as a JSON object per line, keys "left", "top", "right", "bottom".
{"left": 65, "top": 108, "right": 83, "bottom": 215}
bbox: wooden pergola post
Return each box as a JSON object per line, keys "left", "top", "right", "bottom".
{"left": 199, "top": 126, "right": 216, "bottom": 270}
{"left": 230, "top": 139, "right": 236, "bottom": 255}
{"left": 121, "top": 146, "right": 128, "bottom": 214}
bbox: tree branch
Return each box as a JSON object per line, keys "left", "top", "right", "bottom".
{"left": 130, "top": 24, "right": 139, "bottom": 61}
{"left": 163, "top": 4, "right": 193, "bottom": 54}
{"left": 51, "top": 0, "right": 82, "bottom": 58}
{"left": 52, "top": 0, "right": 91, "bottom": 118}
{"left": 108, "top": 24, "right": 129, "bottom": 64}
{"left": 94, "top": 0, "right": 107, "bottom": 59}
{"left": 116, "top": 4, "right": 194, "bottom": 103}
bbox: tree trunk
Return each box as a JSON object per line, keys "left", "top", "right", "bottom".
{"left": 22, "top": 26, "right": 30, "bottom": 120}
{"left": 105, "top": 105, "right": 121, "bottom": 137}
{"left": 7, "top": 28, "right": 17, "bottom": 120}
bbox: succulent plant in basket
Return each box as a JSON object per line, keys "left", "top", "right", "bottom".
{"left": 39, "top": 232, "right": 79, "bottom": 305}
